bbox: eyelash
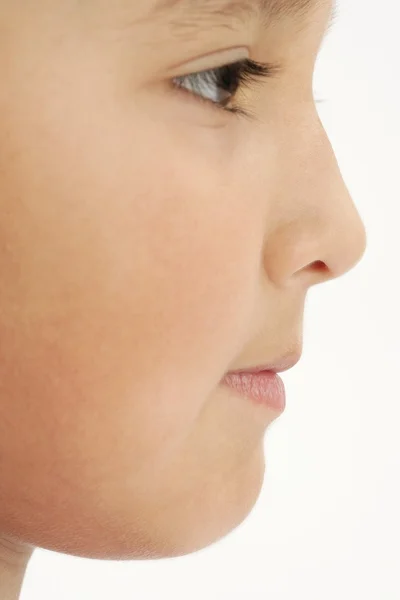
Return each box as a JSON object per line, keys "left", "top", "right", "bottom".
{"left": 172, "top": 58, "right": 278, "bottom": 120}
{"left": 172, "top": 58, "right": 326, "bottom": 120}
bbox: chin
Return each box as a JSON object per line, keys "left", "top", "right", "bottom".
{"left": 2, "top": 447, "right": 266, "bottom": 561}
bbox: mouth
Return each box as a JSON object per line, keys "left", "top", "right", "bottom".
{"left": 220, "top": 370, "right": 287, "bottom": 412}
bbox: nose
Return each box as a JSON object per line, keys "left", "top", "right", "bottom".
{"left": 264, "top": 114, "right": 367, "bottom": 288}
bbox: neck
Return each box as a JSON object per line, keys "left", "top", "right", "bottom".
{"left": 0, "top": 535, "right": 35, "bottom": 600}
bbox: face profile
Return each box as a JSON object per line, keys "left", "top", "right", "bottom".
{"left": 0, "top": 0, "right": 366, "bottom": 594}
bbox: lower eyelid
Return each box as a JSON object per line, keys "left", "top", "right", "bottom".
{"left": 166, "top": 78, "right": 228, "bottom": 121}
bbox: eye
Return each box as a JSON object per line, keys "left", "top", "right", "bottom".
{"left": 171, "top": 58, "right": 280, "bottom": 118}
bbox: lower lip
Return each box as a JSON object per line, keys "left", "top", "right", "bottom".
{"left": 220, "top": 371, "right": 286, "bottom": 412}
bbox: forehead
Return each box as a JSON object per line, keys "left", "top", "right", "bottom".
{"left": 152, "top": 0, "right": 335, "bottom": 26}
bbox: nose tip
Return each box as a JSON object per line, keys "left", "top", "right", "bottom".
{"left": 354, "top": 215, "right": 368, "bottom": 265}
{"left": 329, "top": 185, "right": 368, "bottom": 281}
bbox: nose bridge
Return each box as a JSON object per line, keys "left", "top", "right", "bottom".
{"left": 265, "top": 116, "right": 367, "bottom": 287}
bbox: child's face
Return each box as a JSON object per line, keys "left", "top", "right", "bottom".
{"left": 0, "top": 0, "right": 366, "bottom": 559}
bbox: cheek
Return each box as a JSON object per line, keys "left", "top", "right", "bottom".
{"left": 0, "top": 103, "right": 259, "bottom": 524}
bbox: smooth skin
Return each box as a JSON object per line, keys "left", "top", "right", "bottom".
{"left": 0, "top": 0, "right": 366, "bottom": 595}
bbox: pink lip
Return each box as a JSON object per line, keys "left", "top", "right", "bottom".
{"left": 220, "top": 371, "right": 286, "bottom": 412}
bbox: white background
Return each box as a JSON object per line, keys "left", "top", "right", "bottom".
{"left": 21, "top": 0, "right": 400, "bottom": 597}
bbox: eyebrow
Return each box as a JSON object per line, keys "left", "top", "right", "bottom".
{"left": 153, "top": 0, "right": 337, "bottom": 34}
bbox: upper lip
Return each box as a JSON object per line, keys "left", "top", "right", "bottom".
{"left": 226, "top": 351, "right": 301, "bottom": 375}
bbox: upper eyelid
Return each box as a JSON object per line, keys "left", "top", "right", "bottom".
{"left": 167, "top": 47, "right": 250, "bottom": 75}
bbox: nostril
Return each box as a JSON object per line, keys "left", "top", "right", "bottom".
{"left": 299, "top": 260, "right": 331, "bottom": 285}
{"left": 293, "top": 260, "right": 330, "bottom": 286}
{"left": 312, "top": 260, "right": 327, "bottom": 272}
